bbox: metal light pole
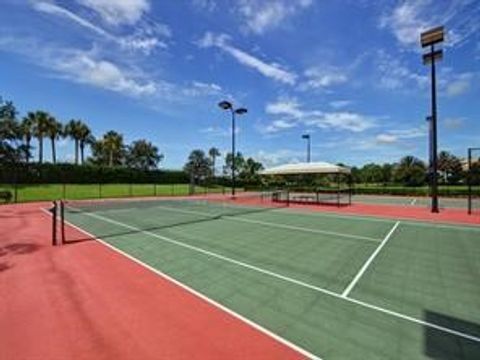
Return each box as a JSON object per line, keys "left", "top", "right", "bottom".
{"left": 218, "top": 101, "right": 247, "bottom": 198}
{"left": 302, "top": 134, "right": 311, "bottom": 163}
{"left": 421, "top": 26, "right": 444, "bottom": 213}
{"left": 468, "top": 147, "right": 480, "bottom": 215}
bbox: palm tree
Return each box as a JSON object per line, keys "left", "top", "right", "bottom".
{"left": 20, "top": 113, "right": 36, "bottom": 163}
{"left": 77, "top": 123, "right": 94, "bottom": 164}
{"left": 394, "top": 156, "right": 427, "bottom": 186}
{"left": 127, "top": 139, "right": 163, "bottom": 170}
{"left": 45, "top": 116, "right": 63, "bottom": 164}
{"left": 103, "top": 131, "right": 124, "bottom": 167}
{"left": 65, "top": 120, "right": 84, "bottom": 164}
{"left": 33, "top": 111, "right": 50, "bottom": 164}
{"left": 208, "top": 147, "right": 221, "bottom": 176}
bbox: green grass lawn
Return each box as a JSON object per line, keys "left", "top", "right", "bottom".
{"left": 0, "top": 183, "right": 231, "bottom": 203}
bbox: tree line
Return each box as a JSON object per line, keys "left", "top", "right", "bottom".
{"left": 0, "top": 97, "right": 162, "bottom": 170}
{"left": 184, "top": 148, "right": 264, "bottom": 183}
{"left": 351, "top": 153, "right": 479, "bottom": 186}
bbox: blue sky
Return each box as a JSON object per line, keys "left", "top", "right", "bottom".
{"left": 0, "top": 0, "right": 479, "bottom": 169}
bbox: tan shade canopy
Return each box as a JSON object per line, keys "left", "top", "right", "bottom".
{"left": 260, "top": 162, "right": 351, "bottom": 176}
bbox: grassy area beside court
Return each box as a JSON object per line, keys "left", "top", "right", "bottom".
{"left": 0, "top": 183, "right": 231, "bottom": 203}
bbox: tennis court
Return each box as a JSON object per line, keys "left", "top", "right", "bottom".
{"left": 60, "top": 193, "right": 480, "bottom": 359}
{"left": 353, "top": 194, "right": 470, "bottom": 209}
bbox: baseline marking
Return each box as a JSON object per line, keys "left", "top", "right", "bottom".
{"left": 341, "top": 221, "right": 400, "bottom": 297}
{"left": 410, "top": 198, "right": 417, "bottom": 206}
{"left": 60, "top": 211, "right": 320, "bottom": 360}
{"left": 76, "top": 211, "right": 480, "bottom": 345}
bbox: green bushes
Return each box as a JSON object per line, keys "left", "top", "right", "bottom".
{"left": 0, "top": 163, "right": 189, "bottom": 184}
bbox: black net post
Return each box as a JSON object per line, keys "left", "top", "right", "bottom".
{"left": 51, "top": 201, "right": 57, "bottom": 246}
{"left": 60, "top": 200, "right": 65, "bottom": 244}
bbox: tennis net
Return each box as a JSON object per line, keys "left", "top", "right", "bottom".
{"left": 58, "top": 191, "right": 289, "bottom": 244}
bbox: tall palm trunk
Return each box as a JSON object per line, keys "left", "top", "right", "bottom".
{"left": 109, "top": 150, "right": 113, "bottom": 167}
{"left": 80, "top": 142, "right": 85, "bottom": 164}
{"left": 212, "top": 155, "right": 216, "bottom": 176}
{"left": 74, "top": 139, "right": 79, "bottom": 165}
{"left": 25, "top": 136, "right": 31, "bottom": 163}
{"left": 38, "top": 137, "right": 43, "bottom": 164}
{"left": 50, "top": 136, "right": 56, "bottom": 164}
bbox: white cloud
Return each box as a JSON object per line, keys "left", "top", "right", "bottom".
{"left": 262, "top": 98, "right": 376, "bottom": 133}
{"left": 380, "top": 0, "right": 480, "bottom": 49}
{"left": 376, "top": 134, "right": 398, "bottom": 144}
{"left": 32, "top": 1, "right": 167, "bottom": 54}
{"left": 201, "top": 126, "right": 239, "bottom": 137}
{"left": 56, "top": 51, "right": 156, "bottom": 96}
{"left": 76, "top": 0, "right": 150, "bottom": 26}
{"left": 375, "top": 126, "right": 426, "bottom": 145}
{"left": 236, "top": 0, "right": 313, "bottom": 34}
{"left": 329, "top": 100, "right": 352, "bottom": 109}
{"left": 301, "top": 66, "right": 348, "bottom": 90}
{"left": 183, "top": 81, "right": 223, "bottom": 97}
{"left": 255, "top": 149, "right": 303, "bottom": 166}
{"left": 375, "top": 50, "right": 428, "bottom": 90}
{"left": 197, "top": 32, "right": 297, "bottom": 85}
{"left": 379, "top": 0, "right": 430, "bottom": 47}
{"left": 446, "top": 74, "right": 471, "bottom": 96}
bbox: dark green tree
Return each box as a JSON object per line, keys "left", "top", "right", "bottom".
{"left": 45, "top": 115, "right": 63, "bottom": 164}
{"left": 184, "top": 149, "right": 212, "bottom": 182}
{"left": 208, "top": 147, "right": 221, "bottom": 177}
{"left": 127, "top": 139, "right": 163, "bottom": 170}
{"left": 394, "top": 156, "right": 427, "bottom": 186}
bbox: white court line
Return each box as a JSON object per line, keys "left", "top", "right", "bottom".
{"left": 341, "top": 221, "right": 400, "bottom": 298}
{"left": 273, "top": 207, "right": 480, "bottom": 232}
{"left": 410, "top": 198, "right": 417, "bottom": 205}
{"left": 76, "top": 210, "right": 480, "bottom": 345}
{"left": 58, "top": 209, "right": 321, "bottom": 360}
{"left": 147, "top": 203, "right": 381, "bottom": 243}
{"left": 227, "top": 217, "right": 381, "bottom": 243}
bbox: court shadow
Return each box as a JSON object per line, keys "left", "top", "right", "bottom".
{"left": 424, "top": 310, "right": 480, "bottom": 359}
{"left": 0, "top": 262, "right": 11, "bottom": 272}
{"left": 3, "top": 243, "right": 41, "bottom": 255}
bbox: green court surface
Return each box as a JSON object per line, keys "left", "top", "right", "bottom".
{"left": 63, "top": 198, "right": 480, "bottom": 359}
{"left": 353, "top": 194, "right": 469, "bottom": 209}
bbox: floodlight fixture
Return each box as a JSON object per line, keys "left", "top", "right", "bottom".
{"left": 218, "top": 100, "right": 233, "bottom": 110}
{"left": 235, "top": 108, "right": 248, "bottom": 115}
{"left": 421, "top": 26, "right": 444, "bottom": 48}
{"left": 422, "top": 50, "right": 443, "bottom": 65}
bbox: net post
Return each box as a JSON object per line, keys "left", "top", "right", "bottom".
{"left": 52, "top": 201, "right": 57, "bottom": 246}
{"left": 60, "top": 200, "right": 66, "bottom": 244}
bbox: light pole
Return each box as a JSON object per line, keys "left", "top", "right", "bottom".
{"left": 421, "top": 26, "right": 444, "bottom": 213}
{"left": 468, "top": 147, "right": 480, "bottom": 215}
{"left": 218, "top": 100, "right": 247, "bottom": 197}
{"left": 302, "top": 134, "right": 311, "bottom": 163}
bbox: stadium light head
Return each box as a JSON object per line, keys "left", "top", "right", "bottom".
{"left": 421, "top": 26, "right": 444, "bottom": 47}
{"left": 218, "top": 100, "right": 233, "bottom": 110}
{"left": 302, "top": 134, "right": 310, "bottom": 139}
{"left": 235, "top": 108, "right": 248, "bottom": 115}
{"left": 422, "top": 50, "right": 443, "bottom": 65}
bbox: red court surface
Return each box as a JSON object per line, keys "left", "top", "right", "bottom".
{"left": 0, "top": 203, "right": 305, "bottom": 360}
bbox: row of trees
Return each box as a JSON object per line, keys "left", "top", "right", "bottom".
{"left": 0, "top": 97, "right": 162, "bottom": 170}
{"left": 184, "top": 148, "right": 264, "bottom": 183}
{"left": 351, "top": 153, "right": 470, "bottom": 186}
